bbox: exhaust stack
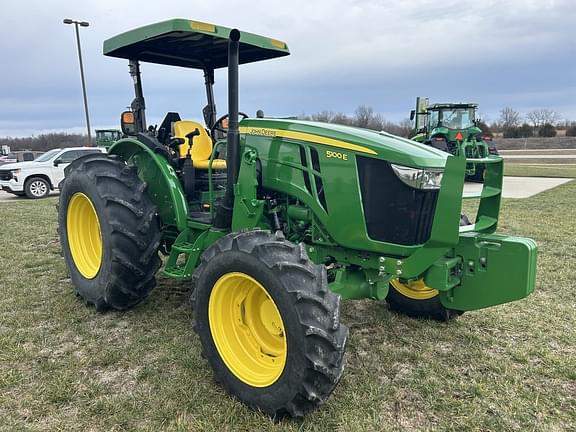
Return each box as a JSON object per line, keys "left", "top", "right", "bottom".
{"left": 214, "top": 29, "right": 241, "bottom": 229}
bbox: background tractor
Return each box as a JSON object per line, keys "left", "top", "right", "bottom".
{"left": 95, "top": 129, "right": 122, "bottom": 149}
{"left": 410, "top": 97, "right": 498, "bottom": 181}
{"left": 58, "top": 19, "right": 537, "bottom": 418}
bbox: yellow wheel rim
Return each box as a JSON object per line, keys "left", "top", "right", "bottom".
{"left": 390, "top": 278, "right": 438, "bottom": 300}
{"left": 66, "top": 193, "right": 103, "bottom": 279}
{"left": 209, "top": 272, "right": 287, "bottom": 387}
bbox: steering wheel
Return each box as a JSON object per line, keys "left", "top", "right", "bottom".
{"left": 211, "top": 112, "right": 249, "bottom": 138}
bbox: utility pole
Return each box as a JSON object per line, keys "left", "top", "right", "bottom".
{"left": 63, "top": 18, "right": 92, "bottom": 145}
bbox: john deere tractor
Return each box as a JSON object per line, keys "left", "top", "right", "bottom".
{"left": 58, "top": 19, "right": 537, "bottom": 417}
{"left": 95, "top": 129, "right": 122, "bottom": 149}
{"left": 410, "top": 97, "right": 498, "bottom": 181}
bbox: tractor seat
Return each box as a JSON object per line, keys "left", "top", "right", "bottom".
{"left": 173, "top": 120, "right": 226, "bottom": 170}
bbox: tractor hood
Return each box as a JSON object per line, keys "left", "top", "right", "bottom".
{"left": 239, "top": 118, "right": 448, "bottom": 169}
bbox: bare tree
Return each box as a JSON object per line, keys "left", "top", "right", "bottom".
{"left": 526, "top": 109, "right": 560, "bottom": 127}
{"left": 498, "top": 107, "right": 521, "bottom": 130}
{"left": 309, "top": 110, "right": 336, "bottom": 123}
{"left": 381, "top": 118, "right": 413, "bottom": 137}
{"left": 331, "top": 112, "right": 352, "bottom": 126}
{"left": 301, "top": 106, "right": 413, "bottom": 135}
{"left": 354, "top": 105, "right": 374, "bottom": 129}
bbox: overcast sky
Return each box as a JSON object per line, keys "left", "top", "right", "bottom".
{"left": 0, "top": 0, "right": 574, "bottom": 137}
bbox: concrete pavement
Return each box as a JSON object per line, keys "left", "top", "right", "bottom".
{"left": 463, "top": 177, "right": 573, "bottom": 199}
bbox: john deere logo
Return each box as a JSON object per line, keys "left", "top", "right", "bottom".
{"left": 244, "top": 128, "right": 277, "bottom": 137}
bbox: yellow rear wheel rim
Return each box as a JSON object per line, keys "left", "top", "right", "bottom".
{"left": 391, "top": 278, "right": 438, "bottom": 300}
{"left": 209, "top": 272, "right": 287, "bottom": 387}
{"left": 67, "top": 193, "right": 103, "bottom": 279}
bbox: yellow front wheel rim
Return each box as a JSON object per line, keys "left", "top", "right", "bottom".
{"left": 67, "top": 193, "right": 103, "bottom": 279}
{"left": 209, "top": 272, "right": 287, "bottom": 387}
{"left": 391, "top": 278, "right": 438, "bottom": 300}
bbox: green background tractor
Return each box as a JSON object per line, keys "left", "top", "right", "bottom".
{"left": 58, "top": 19, "right": 537, "bottom": 418}
{"left": 95, "top": 129, "right": 122, "bottom": 149}
{"left": 410, "top": 97, "right": 498, "bottom": 181}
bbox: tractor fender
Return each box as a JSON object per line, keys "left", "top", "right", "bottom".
{"left": 109, "top": 138, "right": 189, "bottom": 231}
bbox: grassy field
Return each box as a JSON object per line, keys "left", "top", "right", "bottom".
{"left": 1, "top": 181, "right": 575, "bottom": 431}
{"left": 503, "top": 163, "right": 576, "bottom": 178}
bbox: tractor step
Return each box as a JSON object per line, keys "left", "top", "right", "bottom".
{"left": 173, "top": 242, "right": 197, "bottom": 253}
{"left": 163, "top": 265, "right": 191, "bottom": 279}
{"left": 162, "top": 241, "right": 198, "bottom": 279}
{"left": 161, "top": 230, "right": 206, "bottom": 279}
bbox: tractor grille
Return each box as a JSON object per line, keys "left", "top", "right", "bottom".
{"left": 357, "top": 156, "right": 438, "bottom": 246}
{"left": 0, "top": 170, "right": 13, "bottom": 181}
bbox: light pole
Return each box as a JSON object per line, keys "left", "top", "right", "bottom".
{"left": 63, "top": 18, "right": 92, "bottom": 146}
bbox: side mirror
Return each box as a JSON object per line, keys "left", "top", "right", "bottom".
{"left": 410, "top": 110, "right": 415, "bottom": 121}
{"left": 53, "top": 160, "right": 60, "bottom": 167}
{"left": 121, "top": 111, "right": 136, "bottom": 135}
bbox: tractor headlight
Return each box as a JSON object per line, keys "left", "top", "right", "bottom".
{"left": 390, "top": 164, "right": 443, "bottom": 189}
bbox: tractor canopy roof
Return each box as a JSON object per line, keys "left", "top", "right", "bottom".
{"left": 103, "top": 19, "right": 290, "bottom": 69}
{"left": 428, "top": 103, "right": 478, "bottom": 110}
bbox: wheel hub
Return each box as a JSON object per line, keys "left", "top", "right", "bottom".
{"left": 390, "top": 278, "right": 438, "bottom": 300}
{"left": 209, "top": 272, "right": 287, "bottom": 387}
{"left": 66, "top": 192, "right": 103, "bottom": 279}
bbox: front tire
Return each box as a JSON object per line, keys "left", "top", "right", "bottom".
{"left": 386, "top": 279, "right": 461, "bottom": 321}
{"left": 58, "top": 153, "right": 162, "bottom": 311}
{"left": 386, "top": 215, "right": 469, "bottom": 321}
{"left": 192, "top": 230, "right": 348, "bottom": 418}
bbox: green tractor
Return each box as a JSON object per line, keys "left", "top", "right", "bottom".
{"left": 410, "top": 97, "right": 498, "bottom": 181}
{"left": 58, "top": 19, "right": 537, "bottom": 418}
{"left": 95, "top": 129, "right": 122, "bottom": 149}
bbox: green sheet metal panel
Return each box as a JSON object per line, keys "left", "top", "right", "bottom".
{"left": 109, "top": 139, "right": 189, "bottom": 231}
{"left": 440, "top": 233, "right": 538, "bottom": 311}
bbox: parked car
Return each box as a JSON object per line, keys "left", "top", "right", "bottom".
{"left": 0, "top": 151, "right": 44, "bottom": 166}
{"left": 0, "top": 147, "right": 105, "bottom": 198}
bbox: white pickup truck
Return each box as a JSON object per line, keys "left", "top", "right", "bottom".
{"left": 0, "top": 147, "right": 105, "bottom": 199}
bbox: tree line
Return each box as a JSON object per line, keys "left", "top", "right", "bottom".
{"left": 299, "top": 106, "right": 414, "bottom": 137}
{"left": 0, "top": 133, "right": 90, "bottom": 152}
{"left": 495, "top": 107, "right": 576, "bottom": 138}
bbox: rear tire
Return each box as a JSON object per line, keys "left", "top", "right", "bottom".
{"left": 192, "top": 230, "right": 347, "bottom": 418}
{"left": 24, "top": 177, "right": 50, "bottom": 199}
{"left": 58, "top": 153, "right": 162, "bottom": 311}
